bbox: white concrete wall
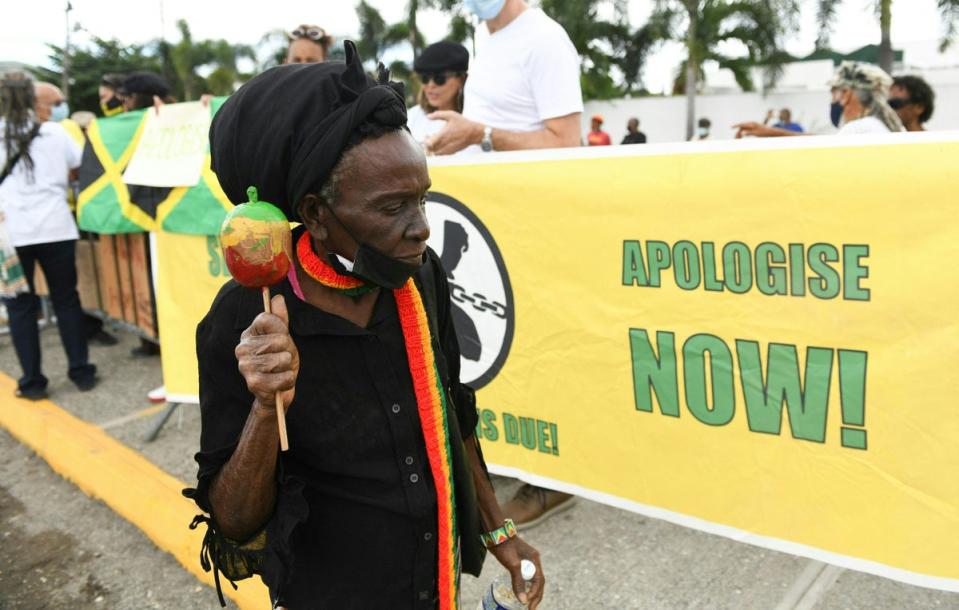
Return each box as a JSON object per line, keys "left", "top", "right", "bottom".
{"left": 584, "top": 82, "right": 959, "bottom": 144}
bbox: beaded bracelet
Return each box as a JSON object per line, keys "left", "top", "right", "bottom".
{"left": 480, "top": 518, "right": 517, "bottom": 548}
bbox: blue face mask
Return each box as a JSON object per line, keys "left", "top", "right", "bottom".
{"left": 464, "top": 0, "right": 506, "bottom": 20}
{"left": 830, "top": 101, "right": 843, "bottom": 127}
{"left": 49, "top": 102, "right": 70, "bottom": 122}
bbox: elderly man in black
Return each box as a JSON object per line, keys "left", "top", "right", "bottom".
{"left": 185, "top": 42, "right": 544, "bottom": 610}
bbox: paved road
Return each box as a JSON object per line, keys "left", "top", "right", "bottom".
{"left": 1, "top": 325, "right": 956, "bottom": 609}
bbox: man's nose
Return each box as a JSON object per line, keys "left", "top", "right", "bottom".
{"left": 407, "top": 209, "right": 430, "bottom": 242}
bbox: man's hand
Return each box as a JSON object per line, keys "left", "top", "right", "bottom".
{"left": 235, "top": 294, "right": 299, "bottom": 410}
{"left": 488, "top": 536, "right": 545, "bottom": 610}
{"left": 425, "top": 111, "right": 484, "bottom": 155}
{"left": 734, "top": 121, "right": 801, "bottom": 138}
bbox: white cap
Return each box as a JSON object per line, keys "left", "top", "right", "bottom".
{"left": 520, "top": 560, "right": 536, "bottom": 581}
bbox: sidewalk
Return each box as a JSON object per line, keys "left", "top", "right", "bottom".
{"left": 0, "top": 325, "right": 956, "bottom": 609}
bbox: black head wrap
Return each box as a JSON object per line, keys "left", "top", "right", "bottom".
{"left": 210, "top": 40, "right": 408, "bottom": 221}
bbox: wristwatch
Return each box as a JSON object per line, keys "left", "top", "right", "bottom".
{"left": 481, "top": 125, "right": 493, "bottom": 152}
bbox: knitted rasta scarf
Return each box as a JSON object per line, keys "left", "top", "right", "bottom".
{"left": 296, "top": 231, "right": 459, "bottom": 608}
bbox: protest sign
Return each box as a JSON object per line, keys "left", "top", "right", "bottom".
{"left": 122, "top": 101, "right": 211, "bottom": 188}
{"left": 154, "top": 133, "right": 959, "bottom": 591}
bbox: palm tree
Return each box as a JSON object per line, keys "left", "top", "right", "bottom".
{"left": 657, "top": 0, "right": 799, "bottom": 139}
{"left": 938, "top": 0, "right": 959, "bottom": 50}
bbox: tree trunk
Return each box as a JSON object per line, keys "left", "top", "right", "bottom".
{"left": 685, "top": 2, "right": 698, "bottom": 140}
{"left": 878, "top": 0, "right": 893, "bottom": 73}
{"left": 409, "top": 0, "right": 420, "bottom": 60}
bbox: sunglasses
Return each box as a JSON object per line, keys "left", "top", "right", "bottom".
{"left": 887, "top": 97, "right": 912, "bottom": 110}
{"left": 289, "top": 26, "right": 327, "bottom": 41}
{"left": 418, "top": 72, "right": 457, "bottom": 86}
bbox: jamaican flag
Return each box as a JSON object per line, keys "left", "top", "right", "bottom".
{"left": 76, "top": 99, "right": 234, "bottom": 236}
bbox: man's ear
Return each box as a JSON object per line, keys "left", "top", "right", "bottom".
{"left": 298, "top": 194, "right": 329, "bottom": 242}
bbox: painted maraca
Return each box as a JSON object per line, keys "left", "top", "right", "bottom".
{"left": 219, "top": 186, "right": 293, "bottom": 451}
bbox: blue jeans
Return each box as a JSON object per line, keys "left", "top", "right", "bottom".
{"left": 3, "top": 239, "right": 95, "bottom": 392}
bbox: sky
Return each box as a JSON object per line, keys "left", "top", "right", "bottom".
{"left": 2, "top": 0, "right": 956, "bottom": 94}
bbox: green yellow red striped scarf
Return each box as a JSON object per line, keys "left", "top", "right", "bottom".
{"left": 296, "top": 232, "right": 459, "bottom": 608}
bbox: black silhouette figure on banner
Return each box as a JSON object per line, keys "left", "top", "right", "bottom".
{"left": 439, "top": 220, "right": 482, "bottom": 361}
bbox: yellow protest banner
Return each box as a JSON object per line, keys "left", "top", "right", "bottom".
{"left": 154, "top": 230, "right": 231, "bottom": 402}
{"left": 155, "top": 133, "right": 959, "bottom": 591}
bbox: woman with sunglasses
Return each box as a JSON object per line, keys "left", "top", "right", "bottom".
{"left": 286, "top": 24, "right": 333, "bottom": 64}
{"left": 407, "top": 41, "right": 469, "bottom": 146}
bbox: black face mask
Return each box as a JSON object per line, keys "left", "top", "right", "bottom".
{"left": 100, "top": 96, "right": 123, "bottom": 117}
{"left": 324, "top": 205, "right": 424, "bottom": 289}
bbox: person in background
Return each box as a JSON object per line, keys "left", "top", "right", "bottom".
{"left": 735, "top": 62, "right": 903, "bottom": 137}
{"left": 98, "top": 74, "right": 125, "bottom": 117}
{"left": 889, "top": 75, "right": 934, "bottom": 132}
{"left": 118, "top": 72, "right": 175, "bottom": 112}
{"left": 0, "top": 75, "right": 97, "bottom": 399}
{"left": 407, "top": 41, "right": 469, "bottom": 145}
{"left": 424, "top": 0, "right": 582, "bottom": 155}
{"left": 621, "top": 117, "right": 646, "bottom": 144}
{"left": 425, "top": 0, "right": 583, "bottom": 529}
{"left": 285, "top": 24, "right": 333, "bottom": 64}
{"left": 586, "top": 114, "right": 611, "bottom": 146}
{"left": 773, "top": 108, "right": 803, "bottom": 133}
{"left": 691, "top": 117, "right": 711, "bottom": 140}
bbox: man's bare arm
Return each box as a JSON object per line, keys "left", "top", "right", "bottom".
{"left": 207, "top": 295, "right": 299, "bottom": 541}
{"left": 425, "top": 111, "right": 581, "bottom": 155}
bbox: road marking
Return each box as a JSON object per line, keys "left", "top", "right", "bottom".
{"left": 97, "top": 404, "right": 167, "bottom": 430}
{"left": 0, "top": 372, "right": 268, "bottom": 609}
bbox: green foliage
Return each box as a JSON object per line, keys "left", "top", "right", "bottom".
{"left": 942, "top": 0, "right": 959, "bottom": 50}
{"left": 32, "top": 38, "right": 161, "bottom": 114}
{"left": 658, "top": 0, "right": 800, "bottom": 93}
{"left": 39, "top": 20, "right": 256, "bottom": 112}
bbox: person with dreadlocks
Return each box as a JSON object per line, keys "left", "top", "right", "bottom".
{"left": 0, "top": 74, "right": 97, "bottom": 400}
{"left": 735, "top": 62, "right": 904, "bottom": 137}
{"left": 184, "top": 41, "right": 545, "bottom": 609}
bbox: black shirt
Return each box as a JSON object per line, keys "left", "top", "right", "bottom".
{"left": 190, "top": 248, "right": 484, "bottom": 609}
{"left": 621, "top": 131, "right": 647, "bottom": 144}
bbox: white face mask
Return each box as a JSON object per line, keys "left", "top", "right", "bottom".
{"left": 463, "top": 0, "right": 506, "bottom": 20}
{"left": 49, "top": 102, "right": 70, "bottom": 122}
{"left": 696, "top": 127, "right": 709, "bottom": 137}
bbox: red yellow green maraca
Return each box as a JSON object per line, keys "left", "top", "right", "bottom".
{"left": 219, "top": 186, "right": 292, "bottom": 288}
{"left": 218, "top": 186, "right": 293, "bottom": 450}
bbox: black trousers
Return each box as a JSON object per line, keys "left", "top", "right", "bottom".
{"left": 2, "top": 239, "right": 95, "bottom": 391}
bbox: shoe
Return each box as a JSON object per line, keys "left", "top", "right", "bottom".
{"left": 147, "top": 385, "right": 166, "bottom": 404}
{"left": 501, "top": 484, "right": 575, "bottom": 531}
{"left": 74, "top": 376, "right": 98, "bottom": 392}
{"left": 15, "top": 387, "right": 48, "bottom": 401}
{"left": 130, "top": 341, "right": 160, "bottom": 357}
{"left": 91, "top": 330, "right": 119, "bottom": 346}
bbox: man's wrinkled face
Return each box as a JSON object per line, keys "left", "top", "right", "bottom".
{"left": 319, "top": 130, "right": 431, "bottom": 264}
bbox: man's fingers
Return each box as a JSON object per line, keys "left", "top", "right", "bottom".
{"left": 528, "top": 570, "right": 545, "bottom": 609}
{"left": 508, "top": 564, "right": 528, "bottom": 605}
{"left": 244, "top": 311, "right": 289, "bottom": 339}
{"left": 271, "top": 294, "right": 290, "bottom": 327}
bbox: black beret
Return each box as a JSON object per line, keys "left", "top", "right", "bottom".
{"left": 413, "top": 41, "right": 469, "bottom": 73}
{"left": 119, "top": 72, "right": 171, "bottom": 98}
{"left": 209, "top": 40, "right": 408, "bottom": 221}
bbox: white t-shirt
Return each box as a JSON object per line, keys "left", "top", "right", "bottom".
{"left": 461, "top": 8, "right": 583, "bottom": 154}
{"left": 407, "top": 105, "right": 446, "bottom": 144}
{"left": 0, "top": 121, "right": 82, "bottom": 247}
{"left": 838, "top": 116, "right": 889, "bottom": 135}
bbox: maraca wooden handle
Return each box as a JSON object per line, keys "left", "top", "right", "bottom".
{"left": 263, "top": 287, "right": 290, "bottom": 452}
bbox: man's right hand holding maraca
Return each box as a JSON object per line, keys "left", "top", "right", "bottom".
{"left": 236, "top": 294, "right": 299, "bottom": 412}
{"left": 208, "top": 293, "right": 299, "bottom": 542}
